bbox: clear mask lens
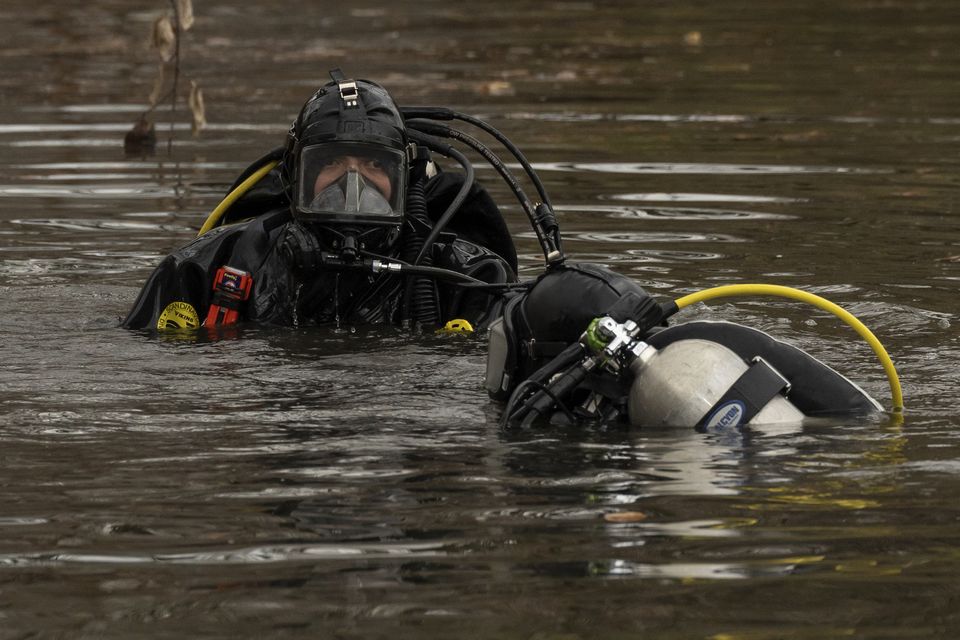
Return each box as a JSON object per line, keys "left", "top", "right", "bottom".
{"left": 297, "top": 142, "right": 405, "bottom": 221}
{"left": 311, "top": 170, "right": 394, "bottom": 216}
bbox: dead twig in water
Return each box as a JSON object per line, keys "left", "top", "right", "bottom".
{"left": 124, "top": 0, "right": 205, "bottom": 157}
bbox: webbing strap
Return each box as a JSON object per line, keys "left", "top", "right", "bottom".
{"left": 697, "top": 357, "right": 790, "bottom": 429}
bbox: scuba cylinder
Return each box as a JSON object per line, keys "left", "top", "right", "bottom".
{"left": 627, "top": 340, "right": 804, "bottom": 428}
{"left": 581, "top": 314, "right": 805, "bottom": 428}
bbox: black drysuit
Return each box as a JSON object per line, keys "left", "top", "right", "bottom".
{"left": 122, "top": 172, "right": 518, "bottom": 331}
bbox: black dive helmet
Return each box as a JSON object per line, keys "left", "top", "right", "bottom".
{"left": 283, "top": 70, "right": 410, "bottom": 242}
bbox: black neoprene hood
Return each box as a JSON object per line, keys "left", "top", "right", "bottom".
{"left": 285, "top": 78, "right": 407, "bottom": 171}
{"left": 283, "top": 75, "right": 409, "bottom": 224}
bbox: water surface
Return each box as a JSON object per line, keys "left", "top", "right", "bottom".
{"left": 1, "top": 1, "right": 959, "bottom": 637}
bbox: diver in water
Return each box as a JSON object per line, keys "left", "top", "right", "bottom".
{"left": 123, "top": 70, "right": 896, "bottom": 429}
{"left": 123, "top": 70, "right": 519, "bottom": 332}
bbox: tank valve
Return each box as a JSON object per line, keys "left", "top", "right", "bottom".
{"left": 582, "top": 316, "right": 652, "bottom": 373}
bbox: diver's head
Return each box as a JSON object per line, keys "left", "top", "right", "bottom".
{"left": 284, "top": 71, "right": 409, "bottom": 252}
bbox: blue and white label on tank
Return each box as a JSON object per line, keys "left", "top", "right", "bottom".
{"left": 704, "top": 400, "right": 746, "bottom": 429}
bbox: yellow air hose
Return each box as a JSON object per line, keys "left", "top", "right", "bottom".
{"left": 672, "top": 284, "right": 903, "bottom": 412}
{"left": 197, "top": 160, "right": 281, "bottom": 237}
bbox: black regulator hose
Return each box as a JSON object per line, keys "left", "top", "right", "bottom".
{"left": 406, "top": 118, "right": 564, "bottom": 266}
{"left": 453, "top": 111, "right": 554, "bottom": 210}
{"left": 501, "top": 341, "right": 587, "bottom": 428}
{"left": 402, "top": 175, "right": 440, "bottom": 326}
{"left": 405, "top": 129, "right": 476, "bottom": 266}
{"left": 407, "top": 119, "right": 537, "bottom": 219}
{"left": 358, "top": 249, "right": 489, "bottom": 285}
{"left": 401, "top": 107, "right": 553, "bottom": 209}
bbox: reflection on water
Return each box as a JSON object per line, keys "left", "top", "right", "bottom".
{"left": 534, "top": 161, "right": 885, "bottom": 174}
{"left": 0, "top": 542, "right": 451, "bottom": 567}
{"left": 1, "top": 0, "right": 960, "bottom": 637}
{"left": 607, "top": 192, "right": 802, "bottom": 203}
{"left": 562, "top": 203, "right": 796, "bottom": 219}
{"left": 512, "top": 111, "right": 960, "bottom": 127}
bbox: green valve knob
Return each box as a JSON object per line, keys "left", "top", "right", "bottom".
{"left": 583, "top": 317, "right": 609, "bottom": 352}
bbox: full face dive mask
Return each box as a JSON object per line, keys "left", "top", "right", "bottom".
{"left": 301, "top": 142, "right": 403, "bottom": 220}
{"left": 286, "top": 72, "right": 410, "bottom": 227}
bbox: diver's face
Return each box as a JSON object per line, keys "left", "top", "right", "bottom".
{"left": 313, "top": 155, "right": 393, "bottom": 200}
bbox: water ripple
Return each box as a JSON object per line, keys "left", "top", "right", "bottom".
{"left": 0, "top": 517, "right": 48, "bottom": 526}
{"left": 561, "top": 204, "right": 795, "bottom": 220}
{"left": 0, "top": 542, "right": 448, "bottom": 567}
{"left": 0, "top": 185, "right": 178, "bottom": 199}
{"left": 0, "top": 123, "right": 283, "bottom": 134}
{"left": 563, "top": 231, "right": 746, "bottom": 244}
{"left": 588, "top": 556, "right": 822, "bottom": 580}
{"left": 534, "top": 162, "right": 883, "bottom": 175}
{"left": 507, "top": 112, "right": 754, "bottom": 123}
{"left": 625, "top": 248, "right": 724, "bottom": 261}
{"left": 10, "top": 218, "right": 191, "bottom": 233}
{"left": 15, "top": 161, "right": 245, "bottom": 171}
{"left": 608, "top": 192, "right": 802, "bottom": 203}
{"left": 508, "top": 111, "right": 960, "bottom": 127}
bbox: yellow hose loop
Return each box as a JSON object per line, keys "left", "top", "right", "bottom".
{"left": 197, "top": 160, "right": 281, "bottom": 237}
{"left": 673, "top": 284, "right": 904, "bottom": 413}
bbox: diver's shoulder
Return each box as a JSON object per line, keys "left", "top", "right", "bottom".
{"left": 175, "top": 208, "right": 292, "bottom": 256}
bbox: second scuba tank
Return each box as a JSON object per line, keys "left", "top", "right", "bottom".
{"left": 627, "top": 339, "right": 805, "bottom": 428}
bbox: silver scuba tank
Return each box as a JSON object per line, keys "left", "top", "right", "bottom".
{"left": 627, "top": 339, "right": 805, "bottom": 428}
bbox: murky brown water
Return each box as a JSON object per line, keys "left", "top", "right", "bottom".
{"left": 1, "top": 1, "right": 959, "bottom": 637}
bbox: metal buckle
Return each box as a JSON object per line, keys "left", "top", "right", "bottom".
{"left": 338, "top": 80, "right": 359, "bottom": 108}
